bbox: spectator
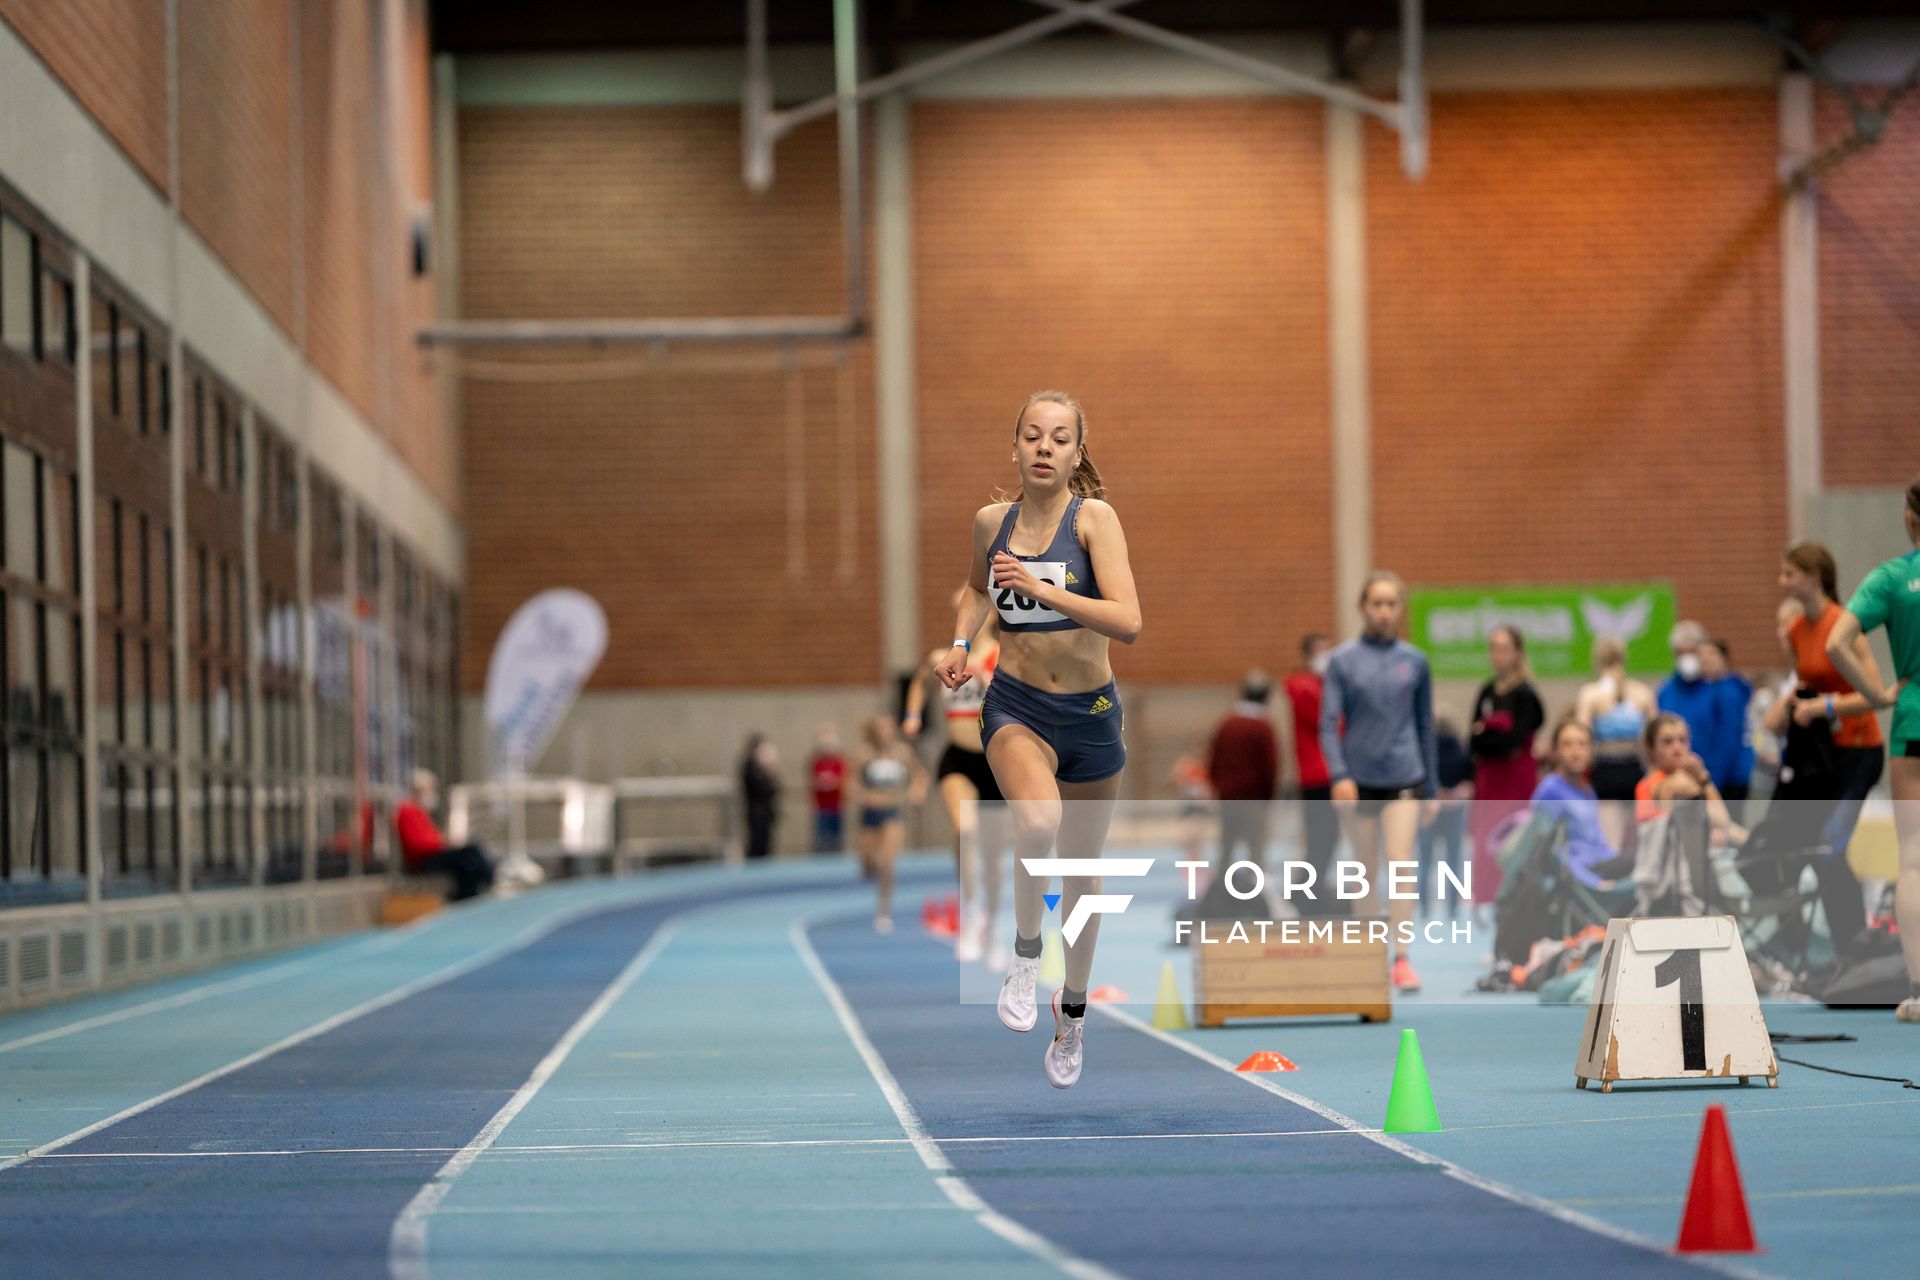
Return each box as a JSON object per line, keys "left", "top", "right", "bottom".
{"left": 1771, "top": 541, "right": 1887, "bottom": 958}
{"left": 1208, "top": 670, "right": 1280, "bottom": 888}
{"left": 1531, "top": 720, "right": 1632, "bottom": 891}
{"left": 1659, "top": 620, "right": 1745, "bottom": 820}
{"left": 1468, "top": 625, "right": 1544, "bottom": 904}
{"left": 394, "top": 769, "right": 496, "bottom": 901}
{"left": 1700, "top": 636, "right": 1755, "bottom": 823}
{"left": 1574, "top": 635, "right": 1657, "bottom": 850}
{"left": 1636, "top": 712, "right": 1748, "bottom": 847}
{"left": 1284, "top": 633, "right": 1340, "bottom": 895}
{"left": 741, "top": 733, "right": 781, "bottom": 860}
{"left": 1418, "top": 713, "right": 1472, "bottom": 918}
{"left": 809, "top": 723, "right": 846, "bottom": 855}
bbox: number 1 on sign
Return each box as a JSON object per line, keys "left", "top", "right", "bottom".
{"left": 1652, "top": 947, "right": 1706, "bottom": 1072}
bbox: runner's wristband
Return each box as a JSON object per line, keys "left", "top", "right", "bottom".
{"left": 952, "top": 638, "right": 970, "bottom": 651}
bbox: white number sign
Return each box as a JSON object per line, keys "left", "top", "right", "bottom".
{"left": 1574, "top": 916, "right": 1777, "bottom": 1092}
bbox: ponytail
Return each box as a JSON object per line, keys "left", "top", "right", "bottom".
{"left": 1068, "top": 443, "right": 1105, "bottom": 500}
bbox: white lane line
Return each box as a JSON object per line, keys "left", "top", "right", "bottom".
{"left": 18, "top": 1127, "right": 1368, "bottom": 1160}
{"left": 791, "top": 918, "right": 1123, "bottom": 1280}
{"left": 0, "top": 897, "right": 631, "bottom": 1178}
{"left": 387, "top": 922, "right": 680, "bottom": 1280}
{"left": 1096, "top": 1004, "right": 1776, "bottom": 1280}
{"left": 0, "top": 914, "right": 449, "bottom": 1056}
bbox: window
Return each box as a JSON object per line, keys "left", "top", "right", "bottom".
{"left": 182, "top": 359, "right": 252, "bottom": 888}
{"left": 0, "top": 213, "right": 33, "bottom": 358}
{"left": 355, "top": 511, "right": 395, "bottom": 875}
{"left": 40, "top": 266, "right": 73, "bottom": 365}
{"left": 256, "top": 422, "right": 305, "bottom": 885}
{"left": 1, "top": 441, "right": 86, "bottom": 901}
{"left": 311, "top": 470, "right": 354, "bottom": 880}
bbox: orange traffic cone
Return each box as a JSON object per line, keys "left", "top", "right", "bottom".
{"left": 1236, "top": 1051, "right": 1299, "bottom": 1073}
{"left": 1675, "top": 1105, "right": 1760, "bottom": 1254}
{"left": 1090, "top": 985, "right": 1128, "bottom": 1004}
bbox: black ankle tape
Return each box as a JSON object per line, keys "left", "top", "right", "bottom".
{"left": 1014, "top": 933, "right": 1042, "bottom": 959}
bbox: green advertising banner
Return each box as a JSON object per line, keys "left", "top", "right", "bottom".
{"left": 1406, "top": 583, "right": 1676, "bottom": 680}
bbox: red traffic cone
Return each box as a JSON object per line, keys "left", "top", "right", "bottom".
{"left": 1090, "top": 985, "right": 1128, "bottom": 1004}
{"left": 1236, "top": 1051, "right": 1300, "bottom": 1073}
{"left": 942, "top": 896, "right": 962, "bottom": 935}
{"left": 920, "top": 899, "right": 938, "bottom": 931}
{"left": 1675, "top": 1105, "right": 1760, "bottom": 1254}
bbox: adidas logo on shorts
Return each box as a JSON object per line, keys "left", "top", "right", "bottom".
{"left": 1088, "top": 695, "right": 1113, "bottom": 714}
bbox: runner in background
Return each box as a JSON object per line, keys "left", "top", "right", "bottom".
{"left": 1284, "top": 634, "right": 1340, "bottom": 910}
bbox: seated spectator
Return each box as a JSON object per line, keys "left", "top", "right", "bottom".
{"left": 395, "top": 769, "right": 496, "bottom": 901}
{"left": 1635, "top": 713, "right": 1748, "bottom": 847}
{"left": 1530, "top": 719, "right": 1633, "bottom": 890}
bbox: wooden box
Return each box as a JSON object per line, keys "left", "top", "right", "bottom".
{"left": 379, "top": 890, "right": 444, "bottom": 927}
{"left": 1192, "top": 921, "right": 1392, "bottom": 1027}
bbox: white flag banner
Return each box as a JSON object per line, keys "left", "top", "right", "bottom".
{"left": 483, "top": 589, "right": 608, "bottom": 778}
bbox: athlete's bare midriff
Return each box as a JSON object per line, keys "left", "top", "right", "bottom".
{"left": 997, "top": 628, "right": 1113, "bottom": 694}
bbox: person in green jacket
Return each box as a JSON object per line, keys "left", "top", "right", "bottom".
{"left": 1824, "top": 476, "right": 1920, "bottom": 1023}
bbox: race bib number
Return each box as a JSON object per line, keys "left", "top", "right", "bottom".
{"left": 994, "top": 561, "right": 1068, "bottom": 626}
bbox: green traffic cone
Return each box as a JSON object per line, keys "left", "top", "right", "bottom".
{"left": 1039, "top": 926, "right": 1066, "bottom": 985}
{"left": 1383, "top": 1028, "right": 1442, "bottom": 1133}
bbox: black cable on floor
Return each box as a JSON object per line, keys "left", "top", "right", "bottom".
{"left": 1767, "top": 1030, "right": 1920, "bottom": 1088}
{"left": 1774, "top": 1055, "right": 1920, "bottom": 1090}
{"left": 1769, "top": 1032, "right": 1855, "bottom": 1044}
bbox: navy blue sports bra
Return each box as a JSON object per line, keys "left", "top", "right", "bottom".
{"left": 988, "top": 497, "right": 1102, "bottom": 633}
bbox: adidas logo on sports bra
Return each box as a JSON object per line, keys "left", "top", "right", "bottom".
{"left": 1065, "top": 569, "right": 1078, "bottom": 585}
{"left": 1088, "top": 695, "right": 1113, "bottom": 714}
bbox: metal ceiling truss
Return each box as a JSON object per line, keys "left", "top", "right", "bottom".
{"left": 421, "top": 0, "right": 1427, "bottom": 350}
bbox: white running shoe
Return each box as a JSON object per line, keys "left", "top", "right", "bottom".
{"left": 873, "top": 914, "right": 893, "bottom": 935}
{"left": 954, "top": 910, "right": 985, "bottom": 964}
{"left": 1043, "top": 990, "right": 1085, "bottom": 1089}
{"left": 984, "top": 945, "right": 1009, "bottom": 974}
{"left": 1896, "top": 997, "right": 1920, "bottom": 1024}
{"left": 997, "top": 953, "right": 1040, "bottom": 1032}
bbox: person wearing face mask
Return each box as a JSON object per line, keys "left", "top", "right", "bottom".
{"left": 1284, "top": 633, "right": 1340, "bottom": 907}
{"left": 1658, "top": 619, "right": 1745, "bottom": 820}
{"left": 1699, "top": 636, "right": 1755, "bottom": 823}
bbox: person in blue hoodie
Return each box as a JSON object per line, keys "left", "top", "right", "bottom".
{"left": 1700, "top": 636, "right": 1754, "bottom": 823}
{"left": 1658, "top": 619, "right": 1748, "bottom": 822}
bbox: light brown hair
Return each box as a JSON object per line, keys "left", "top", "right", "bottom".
{"left": 1783, "top": 541, "right": 1838, "bottom": 602}
{"left": 997, "top": 391, "right": 1105, "bottom": 503}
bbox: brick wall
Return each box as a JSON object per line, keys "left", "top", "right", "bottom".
{"left": 300, "top": 0, "right": 382, "bottom": 427}
{"left": 0, "top": 0, "right": 168, "bottom": 190}
{"left": 383, "top": 0, "right": 451, "bottom": 505}
{"left": 180, "top": 0, "right": 298, "bottom": 335}
{"left": 457, "top": 83, "right": 1919, "bottom": 694}
{"left": 2, "top": 0, "right": 454, "bottom": 510}
{"left": 1367, "top": 90, "right": 1786, "bottom": 671}
{"left": 912, "top": 99, "right": 1333, "bottom": 685}
{"left": 456, "top": 107, "right": 875, "bottom": 690}
{"left": 1817, "top": 88, "right": 1920, "bottom": 492}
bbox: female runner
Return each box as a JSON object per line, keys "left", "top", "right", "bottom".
{"left": 847, "top": 715, "right": 928, "bottom": 933}
{"left": 936, "top": 391, "right": 1142, "bottom": 1088}
{"left": 904, "top": 588, "right": 1009, "bottom": 966}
